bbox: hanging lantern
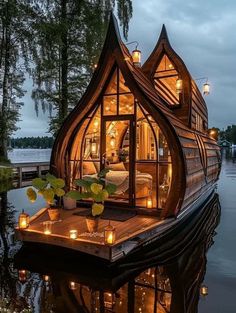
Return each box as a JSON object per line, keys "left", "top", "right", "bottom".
{"left": 110, "top": 136, "right": 116, "bottom": 148}
{"left": 69, "top": 229, "right": 78, "bottom": 239}
{"left": 104, "top": 224, "right": 116, "bottom": 245}
{"left": 18, "top": 210, "right": 29, "bottom": 229}
{"left": 132, "top": 49, "right": 141, "bottom": 67}
{"left": 203, "top": 82, "right": 210, "bottom": 95}
{"left": 91, "top": 140, "right": 97, "bottom": 154}
{"left": 146, "top": 197, "right": 153, "bottom": 209}
{"left": 200, "top": 285, "right": 208, "bottom": 296}
{"left": 176, "top": 78, "right": 183, "bottom": 94}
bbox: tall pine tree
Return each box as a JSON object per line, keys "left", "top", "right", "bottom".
{"left": 0, "top": 0, "right": 37, "bottom": 160}
{"left": 31, "top": 0, "right": 133, "bottom": 136}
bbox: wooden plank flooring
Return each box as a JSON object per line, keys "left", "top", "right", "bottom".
{"left": 16, "top": 208, "right": 169, "bottom": 261}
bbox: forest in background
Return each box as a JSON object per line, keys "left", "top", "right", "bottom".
{"left": 11, "top": 136, "right": 53, "bottom": 149}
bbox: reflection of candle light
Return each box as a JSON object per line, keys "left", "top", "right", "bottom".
{"left": 69, "top": 230, "right": 78, "bottom": 239}
{"left": 146, "top": 197, "right": 153, "bottom": 209}
{"left": 18, "top": 270, "right": 27, "bottom": 282}
{"left": 69, "top": 281, "right": 78, "bottom": 290}
{"left": 43, "top": 275, "right": 50, "bottom": 282}
{"left": 43, "top": 221, "right": 52, "bottom": 235}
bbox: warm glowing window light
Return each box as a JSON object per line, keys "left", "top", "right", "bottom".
{"left": 146, "top": 197, "right": 153, "bottom": 209}
{"left": 176, "top": 78, "right": 183, "bottom": 94}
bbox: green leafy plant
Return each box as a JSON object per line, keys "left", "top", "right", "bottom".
{"left": 26, "top": 173, "right": 65, "bottom": 207}
{"left": 66, "top": 169, "right": 117, "bottom": 217}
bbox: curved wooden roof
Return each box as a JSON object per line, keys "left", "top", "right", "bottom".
{"left": 51, "top": 14, "right": 220, "bottom": 217}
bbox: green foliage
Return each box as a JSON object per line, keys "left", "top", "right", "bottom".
{"left": 219, "top": 125, "right": 236, "bottom": 144}
{"left": 11, "top": 136, "right": 54, "bottom": 149}
{"left": 26, "top": 173, "right": 66, "bottom": 206}
{"left": 0, "top": 166, "right": 13, "bottom": 181}
{"left": 65, "top": 169, "right": 117, "bottom": 216}
{"left": 30, "top": 0, "right": 133, "bottom": 136}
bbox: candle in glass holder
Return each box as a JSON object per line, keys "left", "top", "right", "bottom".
{"left": 69, "top": 229, "right": 78, "bottom": 239}
{"left": 104, "top": 224, "right": 116, "bottom": 245}
{"left": 18, "top": 210, "right": 29, "bottom": 229}
{"left": 43, "top": 221, "right": 52, "bottom": 235}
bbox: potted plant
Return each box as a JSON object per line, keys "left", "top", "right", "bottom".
{"left": 26, "top": 173, "right": 66, "bottom": 221}
{"left": 66, "top": 169, "right": 117, "bottom": 232}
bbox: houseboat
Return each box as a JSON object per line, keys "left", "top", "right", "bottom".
{"left": 16, "top": 14, "right": 221, "bottom": 262}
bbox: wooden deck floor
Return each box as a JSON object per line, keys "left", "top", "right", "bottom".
{"left": 16, "top": 208, "right": 172, "bottom": 262}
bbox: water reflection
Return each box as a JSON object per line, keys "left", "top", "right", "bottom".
{"left": 0, "top": 186, "right": 221, "bottom": 312}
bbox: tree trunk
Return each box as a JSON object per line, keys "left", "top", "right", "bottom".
{"left": 60, "top": 0, "right": 68, "bottom": 123}
{"left": 0, "top": 18, "right": 11, "bottom": 160}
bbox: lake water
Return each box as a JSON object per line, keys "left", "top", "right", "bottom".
{"left": 0, "top": 149, "right": 236, "bottom": 312}
{"left": 8, "top": 148, "right": 51, "bottom": 163}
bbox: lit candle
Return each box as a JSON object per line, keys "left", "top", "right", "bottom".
{"left": 104, "top": 224, "right": 116, "bottom": 245}
{"left": 43, "top": 221, "right": 52, "bottom": 235}
{"left": 18, "top": 210, "right": 29, "bottom": 229}
{"left": 146, "top": 197, "right": 153, "bottom": 209}
{"left": 69, "top": 229, "right": 78, "bottom": 239}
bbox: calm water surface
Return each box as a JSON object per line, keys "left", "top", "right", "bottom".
{"left": 0, "top": 149, "right": 235, "bottom": 312}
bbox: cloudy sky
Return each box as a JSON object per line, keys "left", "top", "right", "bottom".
{"left": 14, "top": 0, "right": 236, "bottom": 137}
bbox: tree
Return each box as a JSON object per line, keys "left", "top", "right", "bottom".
{"left": 0, "top": 0, "right": 37, "bottom": 160}
{"left": 31, "top": 0, "right": 133, "bottom": 136}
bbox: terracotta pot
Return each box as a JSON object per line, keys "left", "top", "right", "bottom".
{"left": 63, "top": 196, "right": 76, "bottom": 210}
{"left": 48, "top": 207, "right": 60, "bottom": 221}
{"left": 86, "top": 216, "right": 100, "bottom": 233}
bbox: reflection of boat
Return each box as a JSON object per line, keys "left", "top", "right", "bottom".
{"left": 16, "top": 14, "right": 221, "bottom": 261}
{"left": 14, "top": 194, "right": 221, "bottom": 312}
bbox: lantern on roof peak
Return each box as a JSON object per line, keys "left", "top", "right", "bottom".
{"left": 126, "top": 41, "right": 141, "bottom": 67}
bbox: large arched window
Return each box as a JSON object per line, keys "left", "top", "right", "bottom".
{"left": 69, "top": 65, "right": 172, "bottom": 211}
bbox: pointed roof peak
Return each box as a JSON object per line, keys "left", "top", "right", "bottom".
{"left": 160, "top": 24, "right": 169, "bottom": 41}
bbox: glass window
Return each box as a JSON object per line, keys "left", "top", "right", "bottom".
{"left": 103, "top": 95, "right": 117, "bottom": 115}
{"left": 119, "top": 93, "right": 134, "bottom": 115}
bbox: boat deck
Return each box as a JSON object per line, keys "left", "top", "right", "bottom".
{"left": 16, "top": 207, "right": 173, "bottom": 262}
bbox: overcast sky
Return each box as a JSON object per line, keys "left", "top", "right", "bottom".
{"left": 14, "top": 0, "right": 236, "bottom": 137}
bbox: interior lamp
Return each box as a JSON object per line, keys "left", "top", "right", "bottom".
{"left": 110, "top": 136, "right": 116, "bottom": 148}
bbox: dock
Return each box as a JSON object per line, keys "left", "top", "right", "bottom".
{"left": 12, "top": 162, "right": 49, "bottom": 188}
{"left": 16, "top": 207, "right": 174, "bottom": 262}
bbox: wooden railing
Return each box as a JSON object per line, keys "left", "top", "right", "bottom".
{"left": 12, "top": 162, "right": 50, "bottom": 188}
